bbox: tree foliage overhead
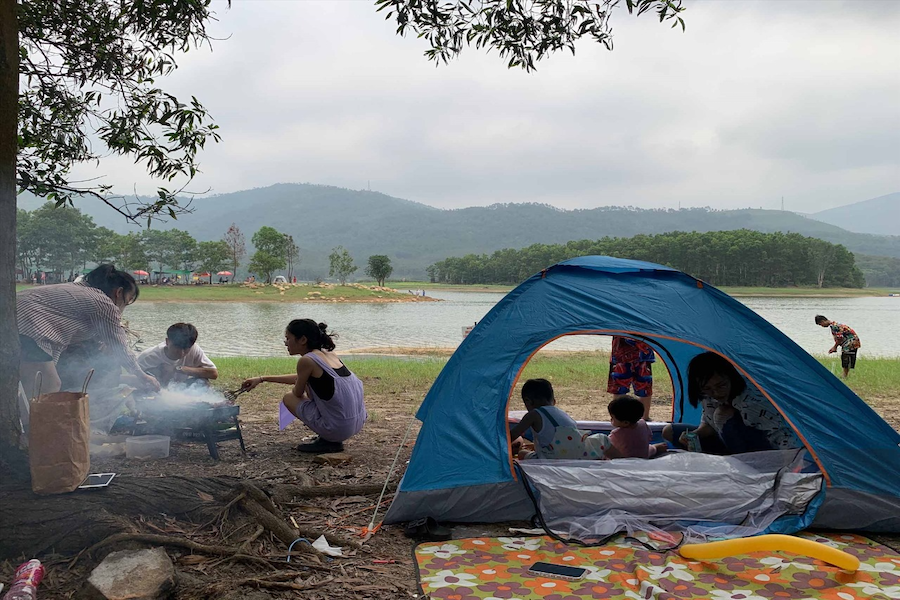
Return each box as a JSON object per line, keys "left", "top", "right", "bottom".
{"left": 429, "top": 230, "right": 867, "bottom": 288}
{"left": 17, "top": 0, "right": 223, "bottom": 221}
{"left": 376, "top": 0, "right": 685, "bottom": 70}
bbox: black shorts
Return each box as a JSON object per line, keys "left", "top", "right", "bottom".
{"left": 19, "top": 335, "right": 53, "bottom": 363}
{"left": 841, "top": 351, "right": 857, "bottom": 370}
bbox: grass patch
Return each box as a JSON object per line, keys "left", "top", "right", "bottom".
{"left": 215, "top": 352, "right": 900, "bottom": 401}
{"left": 719, "top": 286, "right": 892, "bottom": 297}
{"left": 16, "top": 282, "right": 429, "bottom": 303}
{"left": 387, "top": 282, "right": 895, "bottom": 297}
{"left": 20, "top": 282, "right": 894, "bottom": 299}
{"left": 819, "top": 355, "right": 900, "bottom": 401}
{"left": 214, "top": 355, "right": 446, "bottom": 396}
{"left": 384, "top": 281, "right": 514, "bottom": 293}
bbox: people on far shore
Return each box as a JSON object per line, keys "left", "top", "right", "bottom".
{"left": 816, "top": 315, "right": 861, "bottom": 379}
{"left": 241, "top": 319, "right": 367, "bottom": 454}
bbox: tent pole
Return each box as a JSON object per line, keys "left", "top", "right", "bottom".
{"left": 366, "top": 416, "right": 418, "bottom": 533}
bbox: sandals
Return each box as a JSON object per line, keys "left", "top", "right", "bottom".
{"left": 404, "top": 517, "right": 452, "bottom": 542}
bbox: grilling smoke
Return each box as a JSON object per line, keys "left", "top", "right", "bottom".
{"left": 155, "top": 382, "right": 227, "bottom": 407}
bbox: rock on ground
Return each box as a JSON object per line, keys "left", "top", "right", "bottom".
{"left": 83, "top": 546, "right": 175, "bottom": 600}
{"left": 312, "top": 452, "right": 353, "bottom": 466}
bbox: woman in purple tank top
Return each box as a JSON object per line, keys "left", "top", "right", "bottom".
{"left": 241, "top": 319, "right": 367, "bottom": 454}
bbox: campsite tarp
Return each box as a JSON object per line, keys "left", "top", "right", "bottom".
{"left": 385, "top": 256, "right": 900, "bottom": 533}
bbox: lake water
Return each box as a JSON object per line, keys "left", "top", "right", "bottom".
{"left": 123, "top": 292, "right": 900, "bottom": 358}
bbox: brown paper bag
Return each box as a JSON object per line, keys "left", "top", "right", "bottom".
{"left": 29, "top": 371, "right": 92, "bottom": 495}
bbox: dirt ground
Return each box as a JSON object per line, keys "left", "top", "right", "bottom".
{"left": 8, "top": 363, "right": 900, "bottom": 599}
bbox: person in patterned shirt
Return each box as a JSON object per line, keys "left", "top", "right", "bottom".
{"left": 662, "top": 352, "right": 801, "bottom": 454}
{"left": 17, "top": 264, "right": 160, "bottom": 399}
{"left": 815, "top": 315, "right": 861, "bottom": 379}
{"left": 608, "top": 336, "right": 655, "bottom": 420}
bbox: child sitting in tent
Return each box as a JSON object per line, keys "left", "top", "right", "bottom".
{"left": 608, "top": 395, "right": 668, "bottom": 459}
{"left": 510, "top": 378, "right": 613, "bottom": 459}
{"left": 662, "top": 352, "right": 801, "bottom": 454}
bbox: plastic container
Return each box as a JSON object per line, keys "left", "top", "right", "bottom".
{"left": 3, "top": 559, "right": 44, "bottom": 600}
{"left": 125, "top": 435, "right": 170, "bottom": 460}
{"left": 90, "top": 442, "right": 127, "bottom": 458}
{"left": 90, "top": 433, "right": 128, "bottom": 458}
{"left": 683, "top": 431, "right": 702, "bottom": 452}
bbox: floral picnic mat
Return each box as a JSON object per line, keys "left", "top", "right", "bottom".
{"left": 415, "top": 532, "right": 900, "bottom": 599}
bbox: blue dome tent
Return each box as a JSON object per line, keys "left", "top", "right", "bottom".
{"left": 385, "top": 256, "right": 900, "bottom": 534}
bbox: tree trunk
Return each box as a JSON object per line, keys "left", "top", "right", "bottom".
{"left": 0, "top": 0, "right": 21, "bottom": 453}
{"left": 0, "top": 476, "right": 239, "bottom": 560}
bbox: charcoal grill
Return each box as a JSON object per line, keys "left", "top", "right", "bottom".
{"left": 135, "top": 399, "right": 246, "bottom": 460}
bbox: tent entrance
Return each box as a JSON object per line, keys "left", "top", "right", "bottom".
{"left": 517, "top": 449, "right": 824, "bottom": 543}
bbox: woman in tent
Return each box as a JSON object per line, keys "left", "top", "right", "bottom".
{"left": 662, "top": 352, "right": 800, "bottom": 454}
{"left": 241, "top": 319, "right": 367, "bottom": 454}
{"left": 17, "top": 264, "right": 161, "bottom": 398}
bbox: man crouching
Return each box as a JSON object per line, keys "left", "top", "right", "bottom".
{"left": 137, "top": 323, "right": 218, "bottom": 387}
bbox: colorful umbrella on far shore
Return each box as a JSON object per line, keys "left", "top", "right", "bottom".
{"left": 133, "top": 270, "right": 149, "bottom": 276}
{"left": 217, "top": 271, "right": 233, "bottom": 276}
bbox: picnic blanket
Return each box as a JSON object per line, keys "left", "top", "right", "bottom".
{"left": 415, "top": 532, "right": 900, "bottom": 599}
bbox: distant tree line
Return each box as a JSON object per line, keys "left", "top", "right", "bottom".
{"left": 16, "top": 202, "right": 400, "bottom": 286}
{"left": 855, "top": 255, "right": 900, "bottom": 288}
{"left": 16, "top": 202, "right": 235, "bottom": 283}
{"left": 427, "top": 230, "right": 866, "bottom": 288}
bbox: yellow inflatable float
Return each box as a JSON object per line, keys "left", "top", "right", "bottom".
{"left": 679, "top": 534, "right": 860, "bottom": 571}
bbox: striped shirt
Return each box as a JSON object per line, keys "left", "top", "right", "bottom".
{"left": 17, "top": 282, "right": 142, "bottom": 373}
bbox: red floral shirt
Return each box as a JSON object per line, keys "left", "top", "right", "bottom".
{"left": 829, "top": 323, "right": 861, "bottom": 352}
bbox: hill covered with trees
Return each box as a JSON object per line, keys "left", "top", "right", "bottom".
{"left": 428, "top": 231, "right": 866, "bottom": 288}
{"left": 17, "top": 183, "right": 900, "bottom": 279}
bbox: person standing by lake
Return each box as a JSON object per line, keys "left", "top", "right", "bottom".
{"left": 17, "top": 264, "right": 160, "bottom": 398}
{"left": 241, "top": 319, "right": 367, "bottom": 454}
{"left": 607, "top": 336, "right": 655, "bottom": 420}
{"left": 816, "top": 315, "right": 861, "bottom": 378}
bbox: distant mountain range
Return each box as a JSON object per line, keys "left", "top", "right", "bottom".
{"left": 17, "top": 184, "right": 900, "bottom": 279}
{"left": 810, "top": 192, "right": 900, "bottom": 236}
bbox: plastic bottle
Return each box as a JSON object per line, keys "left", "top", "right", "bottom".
{"left": 683, "top": 431, "right": 702, "bottom": 453}
{"left": 3, "top": 559, "right": 44, "bottom": 600}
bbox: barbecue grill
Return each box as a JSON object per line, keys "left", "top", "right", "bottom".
{"left": 134, "top": 397, "right": 246, "bottom": 460}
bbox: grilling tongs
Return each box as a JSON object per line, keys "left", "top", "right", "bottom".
{"left": 223, "top": 386, "right": 251, "bottom": 402}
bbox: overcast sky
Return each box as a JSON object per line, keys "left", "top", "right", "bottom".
{"left": 69, "top": 0, "right": 900, "bottom": 213}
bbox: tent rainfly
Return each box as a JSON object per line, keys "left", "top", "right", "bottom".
{"left": 385, "top": 256, "right": 900, "bottom": 537}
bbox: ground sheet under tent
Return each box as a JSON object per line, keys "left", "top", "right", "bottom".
{"left": 415, "top": 532, "right": 900, "bottom": 599}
